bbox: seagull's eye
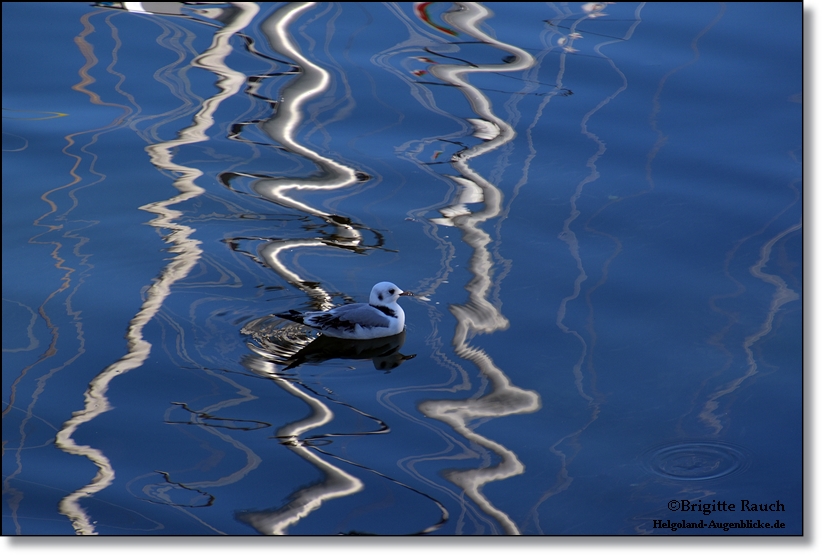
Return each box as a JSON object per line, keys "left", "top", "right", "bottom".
{"left": 378, "top": 293, "right": 383, "bottom": 301}
{"left": 389, "top": 289, "right": 395, "bottom": 294}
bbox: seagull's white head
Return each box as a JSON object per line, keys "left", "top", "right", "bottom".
{"left": 370, "top": 282, "right": 413, "bottom": 306}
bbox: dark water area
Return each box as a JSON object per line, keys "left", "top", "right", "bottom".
{"left": 3, "top": 2, "right": 803, "bottom": 536}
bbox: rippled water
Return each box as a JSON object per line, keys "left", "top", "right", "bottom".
{"left": 2, "top": 2, "right": 802, "bottom": 535}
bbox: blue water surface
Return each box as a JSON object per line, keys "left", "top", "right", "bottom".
{"left": 2, "top": 2, "right": 802, "bottom": 536}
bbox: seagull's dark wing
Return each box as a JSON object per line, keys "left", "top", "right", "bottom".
{"left": 275, "top": 309, "right": 305, "bottom": 324}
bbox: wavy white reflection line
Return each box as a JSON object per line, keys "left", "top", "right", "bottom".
{"left": 410, "top": 3, "right": 541, "bottom": 535}
{"left": 253, "top": 2, "right": 360, "bottom": 242}
{"left": 379, "top": 4, "right": 567, "bottom": 533}
{"left": 436, "top": 316, "right": 541, "bottom": 535}
{"left": 698, "top": 222, "right": 801, "bottom": 433}
{"left": 1, "top": 299, "right": 40, "bottom": 353}
{"left": 258, "top": 241, "right": 334, "bottom": 309}
{"left": 238, "top": 8, "right": 368, "bottom": 531}
{"left": 239, "top": 358, "right": 363, "bottom": 535}
{"left": 418, "top": 366, "right": 540, "bottom": 535}
{"left": 698, "top": 179, "right": 800, "bottom": 435}
{"left": 556, "top": 3, "right": 645, "bottom": 406}
{"left": 529, "top": 4, "right": 648, "bottom": 534}
{"left": 54, "top": 242, "right": 196, "bottom": 534}
{"left": 247, "top": 2, "right": 362, "bottom": 312}
{"left": 428, "top": 2, "right": 533, "bottom": 328}
{"left": 54, "top": 5, "right": 259, "bottom": 535}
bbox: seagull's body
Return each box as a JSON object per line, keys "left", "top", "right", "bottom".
{"left": 276, "top": 282, "right": 413, "bottom": 340}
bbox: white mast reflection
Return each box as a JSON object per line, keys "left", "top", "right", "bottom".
{"left": 248, "top": 2, "right": 368, "bottom": 303}
{"left": 414, "top": 3, "right": 541, "bottom": 535}
{"left": 232, "top": 3, "right": 373, "bottom": 534}
{"left": 54, "top": 4, "right": 259, "bottom": 534}
{"left": 254, "top": 2, "right": 362, "bottom": 241}
{"left": 237, "top": 357, "right": 363, "bottom": 535}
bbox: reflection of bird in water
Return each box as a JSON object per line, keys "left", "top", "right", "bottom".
{"left": 242, "top": 319, "right": 415, "bottom": 371}
{"left": 278, "top": 330, "right": 415, "bottom": 371}
{"left": 276, "top": 282, "right": 413, "bottom": 340}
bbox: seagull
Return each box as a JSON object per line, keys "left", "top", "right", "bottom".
{"left": 275, "top": 282, "right": 413, "bottom": 340}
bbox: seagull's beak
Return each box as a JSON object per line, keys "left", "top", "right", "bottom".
{"left": 399, "top": 290, "right": 414, "bottom": 297}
